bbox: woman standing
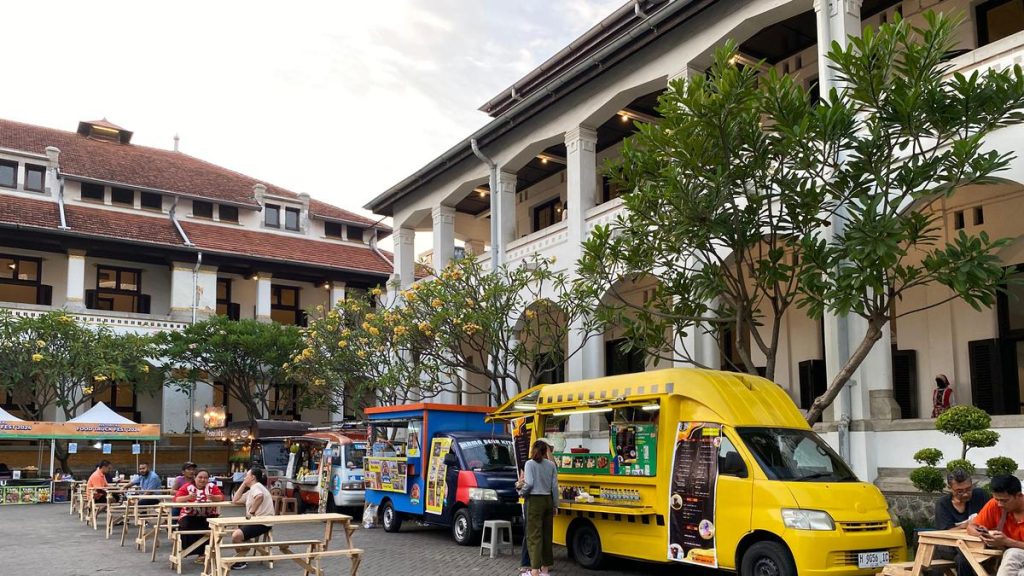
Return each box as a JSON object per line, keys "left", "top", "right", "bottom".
{"left": 932, "top": 374, "right": 956, "bottom": 418}
{"left": 522, "top": 440, "right": 559, "bottom": 576}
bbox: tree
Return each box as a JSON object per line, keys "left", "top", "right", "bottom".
{"left": 297, "top": 255, "right": 587, "bottom": 409}
{"left": 157, "top": 316, "right": 305, "bottom": 421}
{"left": 0, "top": 310, "right": 160, "bottom": 474}
{"left": 909, "top": 406, "right": 1016, "bottom": 491}
{"left": 578, "top": 12, "right": 1024, "bottom": 423}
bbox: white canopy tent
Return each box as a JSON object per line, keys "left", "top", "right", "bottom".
{"left": 52, "top": 402, "right": 160, "bottom": 476}
{"left": 0, "top": 407, "right": 25, "bottom": 422}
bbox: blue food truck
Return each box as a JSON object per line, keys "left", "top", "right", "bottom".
{"left": 363, "top": 403, "right": 521, "bottom": 545}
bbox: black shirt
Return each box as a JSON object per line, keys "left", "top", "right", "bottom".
{"left": 934, "top": 487, "right": 989, "bottom": 530}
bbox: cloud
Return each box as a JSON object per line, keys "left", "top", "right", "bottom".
{"left": 1, "top": 0, "right": 624, "bottom": 223}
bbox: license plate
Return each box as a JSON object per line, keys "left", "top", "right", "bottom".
{"left": 857, "top": 551, "right": 889, "bottom": 569}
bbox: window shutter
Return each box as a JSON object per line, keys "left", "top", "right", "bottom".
{"left": 139, "top": 294, "right": 151, "bottom": 315}
{"left": 798, "top": 359, "right": 827, "bottom": 418}
{"left": 85, "top": 289, "right": 97, "bottom": 310}
{"left": 968, "top": 339, "right": 1005, "bottom": 414}
{"left": 37, "top": 284, "right": 53, "bottom": 306}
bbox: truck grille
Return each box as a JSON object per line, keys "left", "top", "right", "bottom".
{"left": 828, "top": 548, "right": 902, "bottom": 567}
{"left": 840, "top": 521, "right": 890, "bottom": 533}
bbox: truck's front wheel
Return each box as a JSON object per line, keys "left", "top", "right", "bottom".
{"left": 740, "top": 541, "right": 796, "bottom": 576}
{"left": 452, "top": 508, "right": 478, "bottom": 545}
{"left": 381, "top": 501, "right": 402, "bottom": 533}
{"left": 571, "top": 522, "right": 604, "bottom": 569}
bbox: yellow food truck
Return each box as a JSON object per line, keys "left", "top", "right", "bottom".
{"left": 491, "top": 368, "right": 905, "bottom": 576}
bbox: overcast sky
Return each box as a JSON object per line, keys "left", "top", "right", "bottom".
{"left": 4, "top": 1, "right": 622, "bottom": 231}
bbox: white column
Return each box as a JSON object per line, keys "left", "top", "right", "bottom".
{"left": 492, "top": 170, "right": 518, "bottom": 269}
{"left": 255, "top": 274, "right": 273, "bottom": 323}
{"left": 565, "top": 125, "right": 604, "bottom": 384}
{"left": 393, "top": 227, "right": 416, "bottom": 289}
{"left": 431, "top": 205, "right": 456, "bottom": 275}
{"left": 65, "top": 249, "right": 86, "bottom": 312}
{"left": 668, "top": 64, "right": 702, "bottom": 84}
{"left": 329, "top": 281, "right": 346, "bottom": 310}
{"left": 45, "top": 146, "right": 60, "bottom": 201}
{"left": 170, "top": 263, "right": 194, "bottom": 321}
{"left": 196, "top": 266, "right": 217, "bottom": 320}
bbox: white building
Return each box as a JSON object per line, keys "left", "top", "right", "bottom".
{"left": 364, "top": 0, "right": 1024, "bottom": 483}
{"left": 0, "top": 117, "right": 392, "bottom": 432}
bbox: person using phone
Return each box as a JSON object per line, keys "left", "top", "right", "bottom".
{"left": 968, "top": 475, "right": 1024, "bottom": 576}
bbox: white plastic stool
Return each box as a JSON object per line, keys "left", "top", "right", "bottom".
{"left": 479, "top": 519, "right": 514, "bottom": 558}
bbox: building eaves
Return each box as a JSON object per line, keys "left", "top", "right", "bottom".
{"left": 363, "top": 0, "right": 713, "bottom": 217}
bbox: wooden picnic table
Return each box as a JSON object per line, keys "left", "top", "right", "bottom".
{"left": 122, "top": 493, "right": 175, "bottom": 550}
{"left": 150, "top": 501, "right": 242, "bottom": 563}
{"left": 205, "top": 513, "right": 361, "bottom": 576}
{"left": 883, "top": 528, "right": 1004, "bottom": 576}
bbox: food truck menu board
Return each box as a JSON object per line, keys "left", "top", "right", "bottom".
{"left": 364, "top": 457, "right": 407, "bottom": 493}
{"left": 555, "top": 452, "right": 612, "bottom": 474}
{"left": 425, "top": 437, "right": 452, "bottom": 514}
{"left": 610, "top": 422, "right": 657, "bottom": 476}
{"left": 1, "top": 485, "right": 51, "bottom": 505}
{"left": 667, "top": 422, "right": 721, "bottom": 568}
{"left": 510, "top": 417, "right": 532, "bottom": 475}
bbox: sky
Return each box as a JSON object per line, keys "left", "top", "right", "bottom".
{"left": 3, "top": 1, "right": 623, "bottom": 235}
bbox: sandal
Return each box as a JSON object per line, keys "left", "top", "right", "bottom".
{"left": 194, "top": 556, "right": 206, "bottom": 565}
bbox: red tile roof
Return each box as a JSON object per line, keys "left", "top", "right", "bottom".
{"left": 0, "top": 194, "right": 393, "bottom": 276}
{"left": 309, "top": 199, "right": 391, "bottom": 232}
{"left": 181, "top": 222, "right": 392, "bottom": 275}
{"left": 0, "top": 117, "right": 382, "bottom": 229}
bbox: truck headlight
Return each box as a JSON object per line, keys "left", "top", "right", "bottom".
{"left": 469, "top": 488, "right": 499, "bottom": 501}
{"left": 782, "top": 508, "right": 835, "bottom": 531}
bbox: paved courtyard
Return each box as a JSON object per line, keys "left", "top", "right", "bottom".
{"left": 0, "top": 504, "right": 710, "bottom": 576}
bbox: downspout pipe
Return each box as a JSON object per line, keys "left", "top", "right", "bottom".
{"left": 56, "top": 180, "right": 69, "bottom": 230}
{"left": 169, "top": 196, "right": 195, "bottom": 247}
{"left": 470, "top": 138, "right": 500, "bottom": 270}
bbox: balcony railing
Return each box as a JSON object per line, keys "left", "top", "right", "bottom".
{"left": 948, "top": 30, "right": 1024, "bottom": 77}
{"left": 1, "top": 302, "right": 189, "bottom": 333}
{"left": 505, "top": 220, "right": 568, "bottom": 265}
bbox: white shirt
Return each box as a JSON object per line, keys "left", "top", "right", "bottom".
{"left": 246, "top": 482, "right": 276, "bottom": 517}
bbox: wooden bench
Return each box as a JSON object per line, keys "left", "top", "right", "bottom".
{"left": 206, "top": 513, "right": 360, "bottom": 576}
{"left": 217, "top": 548, "right": 363, "bottom": 576}
{"left": 212, "top": 538, "right": 322, "bottom": 571}
{"left": 881, "top": 559, "right": 956, "bottom": 576}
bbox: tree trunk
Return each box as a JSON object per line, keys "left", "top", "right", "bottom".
{"left": 805, "top": 319, "right": 884, "bottom": 424}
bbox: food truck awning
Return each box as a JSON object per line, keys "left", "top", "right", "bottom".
{"left": 0, "top": 407, "right": 25, "bottom": 422}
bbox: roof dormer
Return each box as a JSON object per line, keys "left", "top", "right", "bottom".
{"left": 77, "top": 118, "right": 133, "bottom": 144}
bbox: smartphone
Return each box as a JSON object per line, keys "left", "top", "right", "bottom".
{"left": 975, "top": 525, "right": 990, "bottom": 535}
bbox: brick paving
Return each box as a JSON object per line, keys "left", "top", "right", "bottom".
{"left": 0, "top": 504, "right": 712, "bottom": 576}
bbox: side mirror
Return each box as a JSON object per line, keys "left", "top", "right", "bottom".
{"left": 443, "top": 453, "right": 459, "bottom": 468}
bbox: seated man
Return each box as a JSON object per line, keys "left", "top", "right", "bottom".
{"left": 88, "top": 460, "right": 113, "bottom": 503}
{"left": 935, "top": 469, "right": 989, "bottom": 575}
{"left": 968, "top": 475, "right": 1024, "bottom": 576}
{"left": 127, "top": 462, "right": 163, "bottom": 506}
{"left": 228, "top": 467, "right": 276, "bottom": 570}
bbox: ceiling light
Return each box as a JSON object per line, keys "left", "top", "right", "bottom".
{"left": 621, "top": 113, "right": 630, "bottom": 123}
{"left": 641, "top": 404, "right": 660, "bottom": 411}
{"left": 541, "top": 157, "right": 548, "bottom": 164}
{"left": 92, "top": 441, "right": 103, "bottom": 449}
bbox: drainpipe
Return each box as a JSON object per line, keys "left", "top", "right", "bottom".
{"left": 470, "top": 138, "right": 499, "bottom": 270}
{"left": 187, "top": 250, "right": 202, "bottom": 461}
{"left": 370, "top": 230, "right": 393, "bottom": 267}
{"left": 45, "top": 146, "right": 69, "bottom": 230}
{"left": 169, "top": 196, "right": 194, "bottom": 247}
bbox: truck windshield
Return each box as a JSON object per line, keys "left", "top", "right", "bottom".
{"left": 344, "top": 445, "right": 366, "bottom": 470}
{"left": 458, "top": 439, "right": 515, "bottom": 471}
{"left": 259, "top": 441, "right": 290, "bottom": 471}
{"left": 736, "top": 427, "right": 857, "bottom": 482}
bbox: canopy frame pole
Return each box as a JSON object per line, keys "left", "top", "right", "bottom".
{"left": 49, "top": 439, "right": 55, "bottom": 477}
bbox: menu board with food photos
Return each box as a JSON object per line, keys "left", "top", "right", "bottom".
{"left": 1, "top": 485, "right": 51, "bottom": 505}
{"left": 667, "top": 422, "right": 721, "bottom": 568}
{"left": 610, "top": 422, "right": 657, "bottom": 476}
{"left": 364, "top": 457, "right": 407, "bottom": 493}
{"left": 554, "top": 452, "right": 612, "bottom": 474}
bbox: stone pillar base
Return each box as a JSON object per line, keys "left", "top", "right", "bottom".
{"left": 869, "top": 389, "right": 901, "bottom": 420}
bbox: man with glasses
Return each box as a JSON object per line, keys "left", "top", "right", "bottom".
{"left": 936, "top": 469, "right": 988, "bottom": 575}
{"left": 968, "top": 475, "right": 1024, "bottom": 576}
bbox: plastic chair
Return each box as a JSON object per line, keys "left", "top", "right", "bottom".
{"left": 479, "top": 520, "right": 514, "bottom": 558}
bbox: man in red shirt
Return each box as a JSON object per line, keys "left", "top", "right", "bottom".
{"left": 968, "top": 475, "right": 1024, "bottom": 576}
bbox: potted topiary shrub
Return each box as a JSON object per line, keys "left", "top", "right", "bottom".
{"left": 909, "top": 406, "right": 1017, "bottom": 492}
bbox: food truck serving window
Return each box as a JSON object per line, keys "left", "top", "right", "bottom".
{"left": 736, "top": 427, "right": 856, "bottom": 482}
{"left": 343, "top": 444, "right": 366, "bottom": 469}
{"left": 541, "top": 404, "right": 658, "bottom": 477}
{"left": 458, "top": 439, "right": 515, "bottom": 471}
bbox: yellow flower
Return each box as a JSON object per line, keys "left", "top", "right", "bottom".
{"left": 83, "top": 386, "right": 94, "bottom": 395}
{"left": 449, "top": 269, "right": 462, "bottom": 280}
{"left": 140, "top": 365, "right": 150, "bottom": 373}
{"left": 465, "top": 298, "right": 475, "bottom": 307}
{"left": 463, "top": 323, "right": 481, "bottom": 335}
{"left": 371, "top": 287, "right": 383, "bottom": 296}
{"left": 315, "top": 305, "right": 323, "bottom": 312}
{"left": 356, "top": 350, "right": 367, "bottom": 359}
{"left": 337, "top": 340, "right": 348, "bottom": 349}
{"left": 313, "top": 378, "right": 326, "bottom": 387}
{"left": 405, "top": 291, "right": 417, "bottom": 302}
{"left": 431, "top": 298, "right": 443, "bottom": 309}
{"left": 365, "top": 313, "right": 376, "bottom": 321}
{"left": 368, "top": 327, "right": 380, "bottom": 336}
{"left": 525, "top": 310, "right": 536, "bottom": 319}
{"left": 418, "top": 322, "right": 431, "bottom": 332}
{"left": 310, "top": 330, "right": 318, "bottom": 339}
{"left": 35, "top": 340, "right": 46, "bottom": 348}
{"left": 93, "top": 374, "right": 108, "bottom": 382}
{"left": 282, "top": 362, "right": 291, "bottom": 369}
{"left": 31, "top": 353, "right": 43, "bottom": 362}
{"left": 361, "top": 321, "right": 371, "bottom": 331}
{"left": 393, "top": 326, "right": 407, "bottom": 337}
{"left": 341, "top": 329, "right": 351, "bottom": 337}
